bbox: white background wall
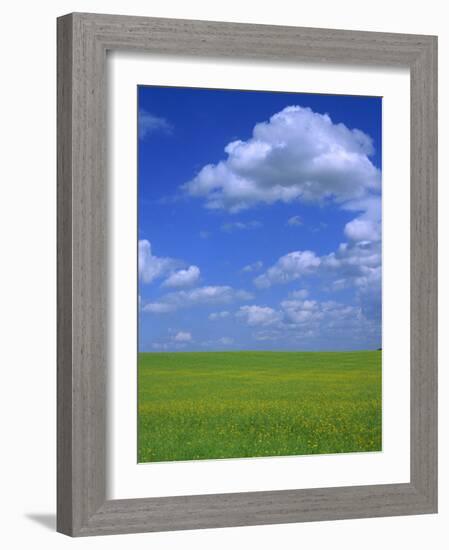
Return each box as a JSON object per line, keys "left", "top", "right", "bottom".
{"left": 0, "top": 1, "right": 445, "bottom": 548}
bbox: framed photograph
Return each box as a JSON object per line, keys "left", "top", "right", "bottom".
{"left": 57, "top": 12, "right": 437, "bottom": 536}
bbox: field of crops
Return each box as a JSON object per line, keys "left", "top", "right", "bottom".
{"left": 138, "top": 351, "right": 381, "bottom": 463}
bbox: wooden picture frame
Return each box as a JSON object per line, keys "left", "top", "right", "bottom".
{"left": 57, "top": 12, "right": 437, "bottom": 536}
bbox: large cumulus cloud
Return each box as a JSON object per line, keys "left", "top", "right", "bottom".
{"left": 183, "top": 106, "right": 380, "bottom": 213}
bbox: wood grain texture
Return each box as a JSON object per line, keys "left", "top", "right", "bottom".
{"left": 57, "top": 13, "right": 74, "bottom": 536}
{"left": 409, "top": 37, "right": 438, "bottom": 508}
{"left": 57, "top": 12, "right": 438, "bottom": 536}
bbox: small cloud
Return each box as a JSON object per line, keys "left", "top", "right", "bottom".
{"left": 139, "top": 110, "right": 172, "bottom": 139}
{"left": 143, "top": 302, "right": 175, "bottom": 313}
{"left": 287, "top": 215, "right": 302, "bottom": 227}
{"left": 152, "top": 342, "right": 169, "bottom": 350}
{"left": 138, "top": 240, "right": 181, "bottom": 284}
{"left": 201, "top": 336, "right": 234, "bottom": 347}
{"left": 173, "top": 331, "right": 192, "bottom": 343}
{"left": 309, "top": 222, "right": 328, "bottom": 233}
{"left": 344, "top": 218, "right": 381, "bottom": 242}
{"left": 253, "top": 330, "right": 284, "bottom": 342}
{"left": 289, "top": 289, "right": 309, "bottom": 299}
{"left": 199, "top": 231, "right": 211, "bottom": 239}
{"left": 221, "top": 220, "right": 262, "bottom": 232}
{"left": 242, "top": 261, "right": 263, "bottom": 273}
{"left": 237, "top": 305, "right": 282, "bottom": 327}
{"left": 209, "top": 311, "right": 230, "bottom": 320}
{"left": 254, "top": 250, "right": 321, "bottom": 289}
{"left": 162, "top": 265, "right": 200, "bottom": 289}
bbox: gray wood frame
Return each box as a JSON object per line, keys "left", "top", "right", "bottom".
{"left": 57, "top": 12, "right": 438, "bottom": 537}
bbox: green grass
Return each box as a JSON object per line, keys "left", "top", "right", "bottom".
{"left": 138, "top": 351, "right": 381, "bottom": 463}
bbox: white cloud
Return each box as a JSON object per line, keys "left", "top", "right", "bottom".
{"left": 143, "top": 285, "right": 253, "bottom": 313}
{"left": 139, "top": 110, "right": 172, "bottom": 138}
{"left": 343, "top": 196, "right": 382, "bottom": 242}
{"left": 237, "top": 305, "right": 282, "bottom": 327}
{"left": 183, "top": 105, "right": 380, "bottom": 212}
{"left": 221, "top": 220, "right": 261, "bottom": 232}
{"left": 287, "top": 215, "right": 302, "bottom": 227}
{"left": 250, "top": 227, "right": 381, "bottom": 329}
{"left": 152, "top": 342, "right": 169, "bottom": 350}
{"left": 199, "top": 230, "right": 211, "bottom": 239}
{"left": 201, "top": 336, "right": 234, "bottom": 347}
{"left": 143, "top": 302, "right": 176, "bottom": 313}
{"left": 254, "top": 250, "right": 321, "bottom": 288}
{"left": 344, "top": 218, "right": 380, "bottom": 242}
{"left": 309, "top": 222, "right": 328, "bottom": 233}
{"left": 343, "top": 196, "right": 381, "bottom": 221}
{"left": 252, "top": 330, "right": 284, "bottom": 342}
{"left": 173, "top": 331, "right": 192, "bottom": 342}
{"left": 138, "top": 240, "right": 180, "bottom": 284}
{"left": 242, "top": 261, "right": 263, "bottom": 273}
{"left": 358, "top": 283, "right": 382, "bottom": 322}
{"left": 289, "top": 289, "right": 309, "bottom": 299}
{"left": 321, "top": 240, "right": 382, "bottom": 321}
{"left": 162, "top": 265, "right": 200, "bottom": 288}
{"left": 236, "top": 295, "right": 379, "bottom": 346}
{"left": 250, "top": 304, "right": 371, "bottom": 346}
{"left": 139, "top": 240, "right": 200, "bottom": 288}
{"left": 322, "top": 241, "right": 381, "bottom": 284}
{"left": 255, "top": 237, "right": 381, "bottom": 292}
{"left": 177, "top": 286, "right": 252, "bottom": 304}
{"left": 209, "top": 311, "right": 230, "bottom": 320}
{"left": 281, "top": 300, "right": 323, "bottom": 325}
{"left": 281, "top": 299, "right": 325, "bottom": 325}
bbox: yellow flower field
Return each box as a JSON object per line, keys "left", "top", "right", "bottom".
{"left": 138, "top": 351, "right": 381, "bottom": 463}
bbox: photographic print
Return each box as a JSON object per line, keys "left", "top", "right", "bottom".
{"left": 138, "top": 86, "right": 382, "bottom": 463}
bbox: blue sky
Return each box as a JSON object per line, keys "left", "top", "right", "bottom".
{"left": 138, "top": 86, "right": 382, "bottom": 352}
